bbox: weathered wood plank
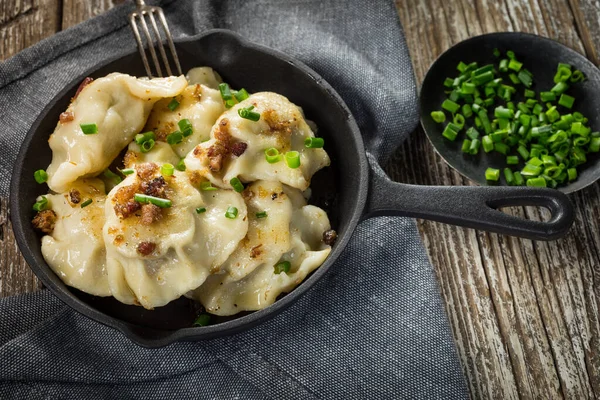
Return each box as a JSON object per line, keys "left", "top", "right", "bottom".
{"left": 61, "top": 0, "right": 122, "bottom": 30}
{"left": 393, "top": 0, "right": 600, "bottom": 399}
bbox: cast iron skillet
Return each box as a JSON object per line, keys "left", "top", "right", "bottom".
{"left": 10, "top": 30, "right": 575, "bottom": 348}
{"left": 421, "top": 32, "right": 600, "bottom": 193}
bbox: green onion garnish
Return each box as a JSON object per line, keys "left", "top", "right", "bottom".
{"left": 526, "top": 177, "right": 547, "bottom": 187}
{"left": 225, "top": 99, "right": 236, "bottom": 109}
{"left": 284, "top": 151, "right": 301, "bottom": 169}
{"left": 304, "top": 137, "right": 325, "bottom": 148}
{"left": 167, "top": 98, "right": 180, "bottom": 111}
{"left": 485, "top": 168, "right": 500, "bottom": 181}
{"left": 34, "top": 169, "right": 48, "bottom": 184}
{"left": 161, "top": 163, "right": 174, "bottom": 177}
{"left": 234, "top": 88, "right": 249, "bottom": 102}
{"left": 135, "top": 131, "right": 156, "bottom": 145}
{"left": 133, "top": 193, "right": 172, "bottom": 208}
{"left": 80, "top": 123, "right": 98, "bottom": 135}
{"left": 200, "top": 182, "right": 217, "bottom": 191}
{"left": 81, "top": 199, "right": 93, "bottom": 208}
{"left": 230, "top": 177, "right": 244, "bottom": 193}
{"left": 225, "top": 206, "right": 238, "bottom": 219}
{"left": 120, "top": 168, "right": 135, "bottom": 175}
{"left": 103, "top": 169, "right": 122, "bottom": 184}
{"left": 558, "top": 94, "right": 574, "bottom": 109}
{"left": 238, "top": 105, "right": 261, "bottom": 121}
{"left": 265, "top": 148, "right": 281, "bottom": 164}
{"left": 176, "top": 158, "right": 186, "bottom": 171}
{"left": 256, "top": 211, "right": 268, "bottom": 218}
{"left": 140, "top": 138, "right": 155, "bottom": 153}
{"left": 193, "top": 314, "right": 211, "bottom": 327}
{"left": 195, "top": 207, "right": 206, "bottom": 214}
{"left": 570, "top": 70, "right": 585, "bottom": 82}
{"left": 32, "top": 196, "right": 48, "bottom": 212}
{"left": 219, "top": 83, "right": 232, "bottom": 100}
{"left": 167, "top": 131, "right": 183, "bottom": 145}
{"left": 274, "top": 261, "right": 291, "bottom": 274}
{"left": 178, "top": 119, "right": 193, "bottom": 137}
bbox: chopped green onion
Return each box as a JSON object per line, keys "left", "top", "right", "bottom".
{"left": 485, "top": 168, "right": 500, "bottom": 181}
{"left": 570, "top": 70, "right": 585, "bottom": 82}
{"left": 176, "top": 158, "right": 186, "bottom": 171}
{"left": 103, "top": 169, "right": 122, "bottom": 184}
{"left": 540, "top": 91, "right": 556, "bottom": 102}
{"left": 256, "top": 211, "right": 268, "bottom": 219}
{"left": 499, "top": 59, "right": 509, "bottom": 72}
{"left": 524, "top": 89, "right": 535, "bottom": 98}
{"left": 195, "top": 207, "right": 206, "bottom": 214}
{"left": 305, "top": 137, "right": 325, "bottom": 148}
{"left": 134, "top": 193, "right": 172, "bottom": 208}
{"left": 508, "top": 73, "right": 520, "bottom": 85}
{"left": 274, "top": 261, "right": 291, "bottom": 274}
{"left": 431, "top": 111, "right": 446, "bottom": 123}
{"left": 443, "top": 78, "right": 454, "bottom": 88}
{"left": 506, "top": 50, "right": 516, "bottom": 59}
{"left": 120, "top": 168, "right": 135, "bottom": 175}
{"left": 504, "top": 168, "right": 515, "bottom": 185}
{"left": 161, "top": 163, "right": 174, "bottom": 177}
{"left": 234, "top": 88, "right": 250, "bottom": 102}
{"left": 284, "top": 151, "right": 301, "bottom": 168}
{"left": 34, "top": 169, "right": 48, "bottom": 184}
{"left": 521, "top": 163, "right": 542, "bottom": 177}
{"left": 200, "top": 182, "right": 217, "bottom": 191}
{"left": 193, "top": 314, "right": 211, "bottom": 327}
{"left": 590, "top": 137, "right": 600, "bottom": 152}
{"left": 550, "top": 81, "right": 569, "bottom": 95}
{"left": 517, "top": 145, "right": 529, "bottom": 160}
{"left": 238, "top": 105, "right": 261, "bottom": 121}
{"left": 462, "top": 104, "right": 473, "bottom": 118}
{"left": 517, "top": 70, "right": 533, "bottom": 87}
{"left": 441, "top": 99, "right": 460, "bottom": 113}
{"left": 493, "top": 48, "right": 501, "bottom": 57}
{"left": 140, "top": 138, "right": 155, "bottom": 153}
{"left": 80, "top": 123, "right": 98, "bottom": 135}
{"left": 33, "top": 196, "right": 48, "bottom": 212}
{"left": 469, "top": 139, "right": 481, "bottom": 155}
{"left": 494, "top": 106, "right": 514, "bottom": 119}
{"left": 494, "top": 142, "right": 510, "bottom": 155}
{"left": 225, "top": 99, "right": 236, "bottom": 108}
{"left": 167, "top": 131, "right": 183, "bottom": 145}
{"left": 461, "top": 139, "right": 472, "bottom": 153}
{"left": 80, "top": 199, "right": 93, "bottom": 208}
{"left": 462, "top": 82, "right": 476, "bottom": 94}
{"left": 466, "top": 127, "right": 480, "bottom": 140}
{"left": 554, "top": 66, "right": 572, "bottom": 83}
{"left": 225, "top": 206, "right": 238, "bottom": 219}
{"left": 473, "top": 71, "right": 494, "bottom": 86}
{"left": 558, "top": 94, "right": 574, "bottom": 109}
{"left": 178, "top": 119, "right": 193, "bottom": 137}
{"left": 135, "top": 131, "right": 156, "bottom": 145}
{"left": 508, "top": 59, "right": 522, "bottom": 71}
{"left": 453, "top": 113, "right": 465, "bottom": 128}
{"left": 230, "top": 177, "right": 244, "bottom": 193}
{"left": 482, "top": 135, "right": 494, "bottom": 153}
{"left": 506, "top": 155, "right": 519, "bottom": 165}
{"left": 265, "top": 148, "right": 281, "bottom": 163}
{"left": 219, "top": 83, "right": 232, "bottom": 100}
{"left": 514, "top": 171, "right": 524, "bottom": 186}
{"left": 567, "top": 168, "right": 577, "bottom": 181}
{"left": 526, "top": 177, "right": 547, "bottom": 187}
{"left": 167, "top": 98, "right": 180, "bottom": 111}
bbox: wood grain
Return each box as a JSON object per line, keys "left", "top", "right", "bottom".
{"left": 1, "top": 1, "right": 600, "bottom": 398}
{"left": 392, "top": 0, "right": 600, "bottom": 398}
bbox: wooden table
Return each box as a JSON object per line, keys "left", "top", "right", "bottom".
{"left": 1, "top": 1, "right": 599, "bottom": 398}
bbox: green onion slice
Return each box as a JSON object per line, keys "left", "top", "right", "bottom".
{"left": 140, "top": 138, "right": 155, "bottom": 153}
{"left": 284, "top": 151, "right": 301, "bottom": 169}
{"left": 167, "top": 131, "right": 183, "bottom": 145}
{"left": 200, "top": 181, "right": 217, "bottom": 191}
{"left": 256, "top": 211, "right": 268, "bottom": 219}
{"left": 33, "top": 196, "right": 48, "bottom": 212}
{"left": 225, "top": 206, "right": 238, "bottom": 219}
{"left": 80, "top": 199, "right": 93, "bottom": 208}
{"left": 178, "top": 119, "right": 193, "bottom": 137}
{"left": 80, "top": 123, "right": 98, "bottom": 135}
{"left": 167, "top": 98, "right": 180, "bottom": 111}
{"left": 135, "top": 131, "right": 156, "bottom": 145}
{"left": 195, "top": 207, "right": 206, "bottom": 214}
{"left": 219, "top": 83, "right": 232, "bottom": 100}
{"left": 161, "top": 163, "right": 175, "bottom": 177}
{"left": 133, "top": 193, "right": 172, "bottom": 208}
{"left": 234, "top": 88, "right": 249, "bottom": 102}
{"left": 265, "top": 148, "right": 281, "bottom": 163}
{"left": 193, "top": 314, "right": 211, "bottom": 327}
{"left": 34, "top": 169, "right": 48, "bottom": 184}
{"left": 238, "top": 105, "right": 261, "bottom": 121}
{"left": 230, "top": 177, "right": 244, "bottom": 193}
{"left": 120, "top": 168, "right": 135, "bottom": 176}
{"left": 176, "top": 158, "right": 186, "bottom": 171}
{"left": 305, "top": 137, "right": 325, "bottom": 148}
{"left": 274, "top": 261, "right": 291, "bottom": 274}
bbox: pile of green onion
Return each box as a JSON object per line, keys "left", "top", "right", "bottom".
{"left": 431, "top": 50, "right": 596, "bottom": 188}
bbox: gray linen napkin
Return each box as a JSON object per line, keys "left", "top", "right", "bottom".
{"left": 0, "top": 0, "right": 469, "bottom": 398}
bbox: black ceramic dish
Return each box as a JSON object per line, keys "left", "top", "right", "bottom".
{"left": 421, "top": 32, "right": 600, "bottom": 194}
{"left": 11, "top": 30, "right": 575, "bottom": 348}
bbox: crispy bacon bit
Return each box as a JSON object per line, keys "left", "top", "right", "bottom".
{"left": 209, "top": 153, "right": 223, "bottom": 172}
{"left": 123, "top": 150, "right": 138, "bottom": 168}
{"left": 242, "top": 187, "right": 255, "bottom": 201}
{"left": 113, "top": 184, "right": 141, "bottom": 218}
{"left": 32, "top": 210, "right": 57, "bottom": 234}
{"left": 250, "top": 244, "right": 263, "bottom": 259}
{"left": 137, "top": 241, "right": 156, "bottom": 256}
{"left": 231, "top": 142, "right": 247, "bottom": 157}
{"left": 59, "top": 111, "right": 74, "bottom": 123}
{"left": 323, "top": 229, "right": 338, "bottom": 246}
{"left": 193, "top": 146, "right": 204, "bottom": 157}
{"left": 68, "top": 189, "right": 81, "bottom": 204}
{"left": 74, "top": 77, "right": 94, "bottom": 100}
{"left": 141, "top": 176, "right": 166, "bottom": 198}
{"left": 141, "top": 204, "right": 163, "bottom": 225}
{"left": 135, "top": 162, "right": 158, "bottom": 181}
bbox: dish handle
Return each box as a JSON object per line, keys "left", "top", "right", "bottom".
{"left": 364, "top": 156, "right": 574, "bottom": 241}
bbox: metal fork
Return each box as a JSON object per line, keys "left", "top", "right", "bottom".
{"left": 129, "top": 0, "right": 182, "bottom": 78}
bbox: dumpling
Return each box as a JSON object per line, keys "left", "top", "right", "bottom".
{"left": 189, "top": 181, "right": 332, "bottom": 315}
{"left": 143, "top": 69, "right": 225, "bottom": 158}
{"left": 46, "top": 73, "right": 187, "bottom": 193}
{"left": 103, "top": 162, "right": 248, "bottom": 309}
{"left": 186, "top": 66, "right": 222, "bottom": 89}
{"left": 41, "top": 178, "right": 110, "bottom": 296}
{"left": 184, "top": 92, "right": 330, "bottom": 191}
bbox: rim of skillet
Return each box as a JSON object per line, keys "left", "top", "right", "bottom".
{"left": 10, "top": 29, "right": 369, "bottom": 347}
{"left": 419, "top": 31, "right": 600, "bottom": 194}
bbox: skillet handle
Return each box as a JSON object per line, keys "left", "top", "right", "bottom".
{"left": 365, "top": 158, "right": 574, "bottom": 241}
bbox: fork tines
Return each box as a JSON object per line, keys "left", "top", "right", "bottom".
{"left": 129, "top": 3, "right": 182, "bottom": 78}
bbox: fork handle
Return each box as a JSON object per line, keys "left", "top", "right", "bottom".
{"left": 135, "top": 0, "right": 146, "bottom": 6}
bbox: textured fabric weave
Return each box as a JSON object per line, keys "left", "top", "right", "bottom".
{"left": 0, "top": 0, "right": 469, "bottom": 398}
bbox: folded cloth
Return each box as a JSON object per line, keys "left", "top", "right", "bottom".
{"left": 0, "top": 0, "right": 469, "bottom": 398}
